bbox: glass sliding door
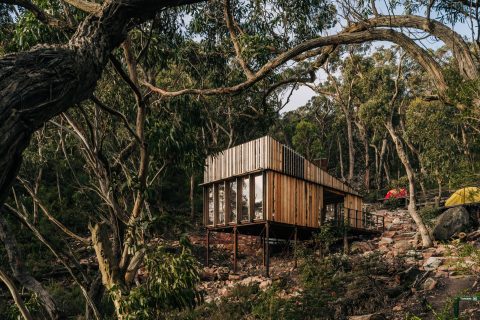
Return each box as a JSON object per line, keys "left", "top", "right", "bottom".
{"left": 241, "top": 176, "right": 250, "bottom": 221}
{"left": 207, "top": 186, "right": 214, "bottom": 225}
{"left": 229, "top": 180, "right": 237, "bottom": 223}
{"left": 218, "top": 183, "right": 225, "bottom": 224}
{"left": 254, "top": 174, "right": 263, "bottom": 220}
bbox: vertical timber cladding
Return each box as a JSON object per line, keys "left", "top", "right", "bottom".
{"left": 203, "top": 135, "right": 362, "bottom": 228}
{"left": 266, "top": 171, "right": 322, "bottom": 228}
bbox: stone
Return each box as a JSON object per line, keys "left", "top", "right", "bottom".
{"left": 423, "top": 257, "right": 443, "bottom": 271}
{"left": 351, "top": 241, "right": 374, "bottom": 253}
{"left": 228, "top": 274, "right": 242, "bottom": 281}
{"left": 382, "top": 231, "right": 396, "bottom": 238}
{"left": 422, "top": 277, "right": 437, "bottom": 291}
{"left": 259, "top": 279, "right": 272, "bottom": 290}
{"left": 380, "top": 237, "right": 394, "bottom": 244}
{"left": 393, "top": 239, "right": 410, "bottom": 252}
{"left": 392, "top": 305, "right": 403, "bottom": 311}
{"left": 432, "top": 206, "right": 471, "bottom": 241}
{"left": 218, "top": 287, "right": 229, "bottom": 297}
{"left": 392, "top": 218, "right": 401, "bottom": 224}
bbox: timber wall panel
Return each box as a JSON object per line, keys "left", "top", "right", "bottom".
{"left": 204, "top": 135, "right": 361, "bottom": 228}
{"left": 266, "top": 171, "right": 324, "bottom": 228}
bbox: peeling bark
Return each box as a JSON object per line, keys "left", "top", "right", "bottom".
{"left": 0, "top": 0, "right": 203, "bottom": 207}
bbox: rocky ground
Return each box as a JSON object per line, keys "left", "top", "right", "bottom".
{"left": 189, "top": 208, "right": 480, "bottom": 319}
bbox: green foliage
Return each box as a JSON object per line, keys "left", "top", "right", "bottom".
{"left": 419, "top": 206, "right": 442, "bottom": 228}
{"left": 251, "top": 284, "right": 299, "bottom": 320}
{"left": 292, "top": 119, "right": 324, "bottom": 161}
{"left": 120, "top": 239, "right": 203, "bottom": 319}
{"left": 445, "top": 242, "right": 480, "bottom": 276}
{"left": 384, "top": 197, "right": 405, "bottom": 210}
{"left": 407, "top": 297, "right": 460, "bottom": 320}
{"left": 4, "top": 293, "right": 47, "bottom": 320}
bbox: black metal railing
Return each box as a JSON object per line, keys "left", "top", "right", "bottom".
{"left": 332, "top": 208, "right": 384, "bottom": 232}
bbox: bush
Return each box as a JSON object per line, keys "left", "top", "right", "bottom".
{"left": 120, "top": 237, "right": 203, "bottom": 320}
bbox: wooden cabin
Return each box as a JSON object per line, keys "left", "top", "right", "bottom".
{"left": 202, "top": 136, "right": 382, "bottom": 233}
{"left": 202, "top": 136, "right": 384, "bottom": 275}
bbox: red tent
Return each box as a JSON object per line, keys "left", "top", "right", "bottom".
{"left": 384, "top": 188, "right": 407, "bottom": 200}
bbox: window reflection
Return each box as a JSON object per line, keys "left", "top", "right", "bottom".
{"left": 208, "top": 186, "right": 214, "bottom": 225}
{"left": 254, "top": 175, "right": 263, "bottom": 220}
{"left": 218, "top": 183, "right": 225, "bottom": 224}
{"left": 229, "top": 180, "right": 237, "bottom": 223}
{"left": 241, "top": 177, "right": 249, "bottom": 221}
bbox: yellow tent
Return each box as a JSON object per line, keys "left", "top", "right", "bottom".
{"left": 445, "top": 187, "right": 480, "bottom": 206}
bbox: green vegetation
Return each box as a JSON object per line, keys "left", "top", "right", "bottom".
{"left": 0, "top": 0, "right": 479, "bottom": 318}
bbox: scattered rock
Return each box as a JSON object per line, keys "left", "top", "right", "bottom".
{"left": 380, "top": 237, "right": 394, "bottom": 244}
{"left": 423, "top": 257, "right": 443, "bottom": 271}
{"left": 422, "top": 277, "right": 437, "bottom": 291}
{"left": 259, "top": 279, "right": 272, "bottom": 290}
{"left": 432, "top": 206, "right": 471, "bottom": 241}
{"left": 392, "top": 305, "right": 403, "bottom": 311}
{"left": 228, "top": 274, "right": 242, "bottom": 281}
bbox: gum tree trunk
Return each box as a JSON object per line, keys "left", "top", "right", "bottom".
{"left": 0, "top": 0, "right": 201, "bottom": 207}
{"left": 386, "top": 122, "right": 433, "bottom": 248}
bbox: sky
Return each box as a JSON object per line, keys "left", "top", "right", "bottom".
{"left": 280, "top": 1, "right": 476, "bottom": 114}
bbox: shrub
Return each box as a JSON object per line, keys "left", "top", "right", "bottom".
{"left": 120, "top": 237, "right": 203, "bottom": 320}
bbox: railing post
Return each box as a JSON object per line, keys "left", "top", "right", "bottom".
{"left": 355, "top": 210, "right": 358, "bottom": 228}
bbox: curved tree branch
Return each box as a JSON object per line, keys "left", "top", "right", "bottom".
{"left": 1, "top": 0, "right": 70, "bottom": 29}
{"left": 144, "top": 28, "right": 447, "bottom": 98}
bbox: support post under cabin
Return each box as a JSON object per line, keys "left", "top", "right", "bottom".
{"left": 233, "top": 227, "right": 238, "bottom": 273}
{"left": 206, "top": 229, "right": 210, "bottom": 267}
{"left": 293, "top": 226, "right": 298, "bottom": 269}
{"left": 261, "top": 235, "right": 265, "bottom": 266}
{"left": 265, "top": 222, "right": 270, "bottom": 277}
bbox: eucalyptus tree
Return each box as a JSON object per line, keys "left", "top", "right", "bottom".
{"left": 1, "top": 0, "right": 480, "bottom": 316}
{"left": 2, "top": 0, "right": 480, "bottom": 216}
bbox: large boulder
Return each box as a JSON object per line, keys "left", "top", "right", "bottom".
{"left": 432, "top": 206, "right": 471, "bottom": 241}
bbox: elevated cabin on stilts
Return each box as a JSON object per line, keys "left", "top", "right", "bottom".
{"left": 202, "top": 136, "right": 384, "bottom": 276}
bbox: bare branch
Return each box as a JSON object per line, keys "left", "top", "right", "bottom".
{"left": 224, "top": 0, "right": 255, "bottom": 79}
{"left": 18, "top": 178, "right": 92, "bottom": 245}
{"left": 90, "top": 96, "right": 142, "bottom": 144}
{"left": 5, "top": 204, "right": 101, "bottom": 319}
{"left": 0, "top": 268, "right": 33, "bottom": 320}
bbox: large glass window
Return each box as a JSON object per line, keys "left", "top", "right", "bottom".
{"left": 254, "top": 174, "right": 263, "bottom": 220}
{"left": 207, "top": 186, "right": 214, "bottom": 225}
{"left": 218, "top": 183, "right": 225, "bottom": 224}
{"left": 241, "top": 177, "right": 250, "bottom": 221}
{"left": 229, "top": 180, "right": 237, "bottom": 223}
